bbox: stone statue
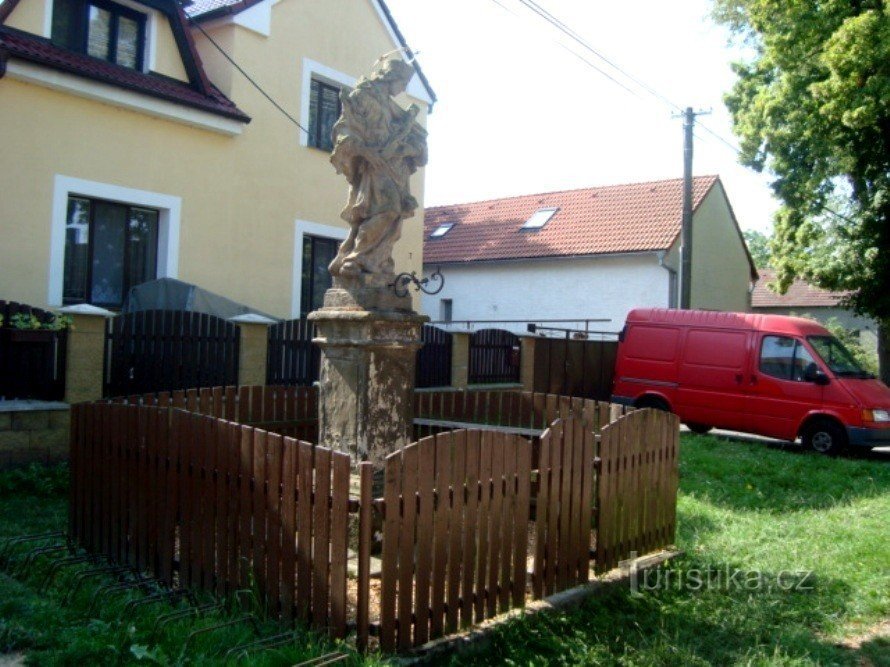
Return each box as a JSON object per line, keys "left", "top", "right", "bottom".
{"left": 328, "top": 56, "right": 428, "bottom": 289}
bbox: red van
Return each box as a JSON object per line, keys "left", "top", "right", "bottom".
{"left": 611, "top": 308, "right": 890, "bottom": 454}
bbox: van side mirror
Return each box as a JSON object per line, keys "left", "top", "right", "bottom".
{"left": 805, "top": 365, "right": 830, "bottom": 385}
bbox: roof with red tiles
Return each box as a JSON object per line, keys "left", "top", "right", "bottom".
{"left": 0, "top": 2, "right": 249, "bottom": 122}
{"left": 751, "top": 269, "right": 848, "bottom": 308}
{"left": 424, "top": 175, "right": 742, "bottom": 265}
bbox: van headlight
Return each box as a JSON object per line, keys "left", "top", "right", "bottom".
{"left": 865, "top": 409, "right": 890, "bottom": 422}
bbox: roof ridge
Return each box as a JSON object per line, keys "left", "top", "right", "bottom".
{"left": 426, "top": 175, "right": 720, "bottom": 212}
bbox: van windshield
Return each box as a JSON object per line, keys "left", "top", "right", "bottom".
{"left": 807, "top": 336, "right": 873, "bottom": 378}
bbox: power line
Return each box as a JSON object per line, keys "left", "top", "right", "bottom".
{"left": 189, "top": 18, "right": 309, "bottom": 135}
{"left": 495, "top": 0, "right": 857, "bottom": 227}
{"left": 518, "top": 0, "right": 685, "bottom": 112}
{"left": 486, "top": 0, "right": 646, "bottom": 102}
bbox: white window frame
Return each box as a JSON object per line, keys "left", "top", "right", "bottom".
{"left": 48, "top": 175, "right": 181, "bottom": 307}
{"left": 292, "top": 219, "right": 348, "bottom": 317}
{"left": 299, "top": 58, "right": 356, "bottom": 148}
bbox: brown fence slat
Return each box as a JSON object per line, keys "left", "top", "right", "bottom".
{"left": 414, "top": 438, "right": 435, "bottom": 644}
{"left": 266, "top": 433, "right": 284, "bottom": 618}
{"left": 380, "top": 453, "right": 401, "bottom": 652}
{"left": 280, "top": 437, "right": 297, "bottom": 623}
{"left": 329, "top": 454, "right": 350, "bottom": 638}
{"left": 446, "top": 429, "right": 466, "bottom": 634}
{"left": 430, "top": 432, "right": 452, "bottom": 639}
{"left": 295, "top": 442, "right": 314, "bottom": 622}
{"left": 311, "top": 447, "right": 331, "bottom": 631}
{"left": 356, "top": 462, "right": 374, "bottom": 652}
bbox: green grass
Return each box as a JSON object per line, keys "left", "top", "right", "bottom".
{"left": 1, "top": 439, "right": 888, "bottom": 665}
{"left": 447, "top": 436, "right": 890, "bottom": 666}
{"left": 0, "top": 464, "right": 382, "bottom": 666}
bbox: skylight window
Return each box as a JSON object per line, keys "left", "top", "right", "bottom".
{"left": 521, "top": 207, "right": 558, "bottom": 230}
{"left": 430, "top": 223, "right": 454, "bottom": 238}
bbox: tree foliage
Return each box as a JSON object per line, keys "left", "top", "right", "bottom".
{"left": 713, "top": 0, "right": 889, "bottom": 322}
{"left": 742, "top": 229, "right": 772, "bottom": 267}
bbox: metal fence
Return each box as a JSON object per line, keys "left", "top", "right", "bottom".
{"left": 0, "top": 300, "right": 68, "bottom": 401}
{"left": 103, "top": 310, "right": 239, "bottom": 398}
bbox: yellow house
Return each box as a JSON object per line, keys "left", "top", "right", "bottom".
{"left": 0, "top": 0, "right": 435, "bottom": 317}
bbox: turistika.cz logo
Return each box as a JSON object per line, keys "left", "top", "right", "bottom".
{"left": 621, "top": 553, "right": 815, "bottom": 595}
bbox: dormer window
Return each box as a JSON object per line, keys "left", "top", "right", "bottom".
{"left": 521, "top": 207, "right": 558, "bottom": 230}
{"left": 51, "top": 0, "right": 146, "bottom": 70}
{"left": 429, "top": 223, "right": 454, "bottom": 238}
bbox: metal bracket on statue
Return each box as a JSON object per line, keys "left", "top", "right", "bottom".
{"left": 388, "top": 268, "right": 445, "bottom": 298}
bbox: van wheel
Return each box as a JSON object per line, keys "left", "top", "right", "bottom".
{"left": 802, "top": 418, "right": 848, "bottom": 456}
{"left": 686, "top": 423, "right": 712, "bottom": 435}
{"left": 636, "top": 396, "right": 670, "bottom": 412}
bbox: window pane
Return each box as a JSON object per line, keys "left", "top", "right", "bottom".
{"left": 301, "top": 236, "right": 338, "bottom": 316}
{"left": 318, "top": 84, "right": 341, "bottom": 151}
{"left": 87, "top": 5, "right": 111, "bottom": 60}
{"left": 126, "top": 207, "right": 158, "bottom": 294}
{"left": 63, "top": 197, "right": 91, "bottom": 302}
{"left": 760, "top": 336, "right": 795, "bottom": 380}
{"left": 311, "top": 238, "right": 338, "bottom": 311}
{"left": 809, "top": 336, "right": 867, "bottom": 376}
{"left": 116, "top": 15, "right": 139, "bottom": 68}
{"left": 91, "top": 201, "right": 127, "bottom": 306}
{"left": 308, "top": 80, "right": 320, "bottom": 147}
{"left": 308, "top": 79, "right": 341, "bottom": 151}
{"left": 790, "top": 342, "right": 817, "bottom": 382}
{"left": 300, "top": 236, "right": 313, "bottom": 317}
{"left": 52, "top": 0, "right": 85, "bottom": 51}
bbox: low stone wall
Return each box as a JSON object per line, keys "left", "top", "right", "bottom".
{"left": 0, "top": 402, "right": 70, "bottom": 469}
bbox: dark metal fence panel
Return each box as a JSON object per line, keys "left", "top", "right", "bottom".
{"left": 103, "top": 310, "right": 239, "bottom": 397}
{"left": 0, "top": 300, "right": 68, "bottom": 401}
{"left": 266, "top": 318, "right": 319, "bottom": 386}
{"left": 532, "top": 337, "right": 619, "bottom": 401}
{"left": 468, "top": 328, "right": 520, "bottom": 384}
{"left": 415, "top": 325, "right": 452, "bottom": 388}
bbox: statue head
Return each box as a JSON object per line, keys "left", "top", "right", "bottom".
{"left": 370, "top": 57, "right": 415, "bottom": 95}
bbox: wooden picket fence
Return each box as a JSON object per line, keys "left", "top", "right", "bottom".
{"left": 69, "top": 402, "right": 351, "bottom": 635}
{"left": 378, "top": 430, "right": 532, "bottom": 650}
{"left": 103, "top": 310, "right": 239, "bottom": 398}
{"left": 414, "top": 388, "right": 626, "bottom": 437}
{"left": 110, "top": 384, "right": 318, "bottom": 442}
{"left": 69, "top": 385, "right": 679, "bottom": 654}
{"left": 595, "top": 409, "right": 680, "bottom": 573}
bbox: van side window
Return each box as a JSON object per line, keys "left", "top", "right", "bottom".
{"left": 760, "top": 336, "right": 818, "bottom": 382}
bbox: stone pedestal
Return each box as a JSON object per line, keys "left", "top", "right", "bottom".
{"left": 309, "top": 290, "right": 427, "bottom": 470}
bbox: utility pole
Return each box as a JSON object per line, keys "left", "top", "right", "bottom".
{"left": 673, "top": 106, "right": 710, "bottom": 309}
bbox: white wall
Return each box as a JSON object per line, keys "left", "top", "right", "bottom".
{"left": 422, "top": 253, "right": 671, "bottom": 335}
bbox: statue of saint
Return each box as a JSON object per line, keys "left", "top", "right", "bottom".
{"left": 328, "top": 57, "right": 428, "bottom": 286}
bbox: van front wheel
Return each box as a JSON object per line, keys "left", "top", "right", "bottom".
{"left": 802, "top": 418, "right": 848, "bottom": 456}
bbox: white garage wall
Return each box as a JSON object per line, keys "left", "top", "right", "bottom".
{"left": 421, "top": 253, "right": 671, "bottom": 335}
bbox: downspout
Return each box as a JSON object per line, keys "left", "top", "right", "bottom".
{"left": 657, "top": 250, "right": 678, "bottom": 309}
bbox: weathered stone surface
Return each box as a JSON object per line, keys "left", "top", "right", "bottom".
{"left": 310, "top": 308, "right": 426, "bottom": 469}
{"left": 328, "top": 56, "right": 428, "bottom": 287}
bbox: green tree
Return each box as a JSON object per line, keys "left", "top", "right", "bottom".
{"left": 713, "top": 0, "right": 890, "bottom": 382}
{"left": 741, "top": 229, "right": 772, "bottom": 267}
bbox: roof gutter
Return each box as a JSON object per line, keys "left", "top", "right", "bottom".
{"left": 423, "top": 249, "right": 671, "bottom": 268}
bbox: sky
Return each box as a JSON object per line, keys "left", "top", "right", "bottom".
{"left": 385, "top": 0, "right": 778, "bottom": 234}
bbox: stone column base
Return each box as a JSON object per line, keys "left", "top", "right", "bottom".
{"left": 309, "top": 304, "right": 427, "bottom": 470}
